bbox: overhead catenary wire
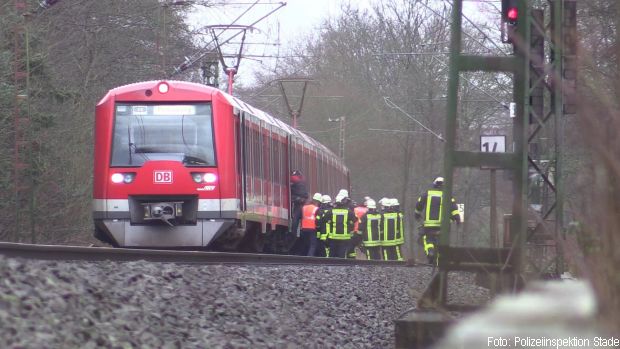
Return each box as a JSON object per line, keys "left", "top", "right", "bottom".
{"left": 383, "top": 97, "right": 445, "bottom": 142}
{"left": 430, "top": 55, "right": 510, "bottom": 110}
{"left": 169, "top": 1, "right": 286, "bottom": 77}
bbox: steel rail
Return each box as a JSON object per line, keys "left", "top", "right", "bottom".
{"left": 0, "top": 242, "right": 410, "bottom": 266}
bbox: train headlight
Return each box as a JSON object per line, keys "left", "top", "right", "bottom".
{"left": 191, "top": 172, "right": 217, "bottom": 183}
{"left": 111, "top": 173, "right": 124, "bottom": 183}
{"left": 203, "top": 173, "right": 217, "bottom": 183}
{"left": 123, "top": 173, "right": 135, "bottom": 184}
{"left": 111, "top": 172, "right": 136, "bottom": 184}
{"left": 192, "top": 173, "right": 203, "bottom": 183}
{"left": 158, "top": 82, "right": 169, "bottom": 94}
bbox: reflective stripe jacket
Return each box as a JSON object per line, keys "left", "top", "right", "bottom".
{"left": 326, "top": 205, "right": 355, "bottom": 240}
{"left": 360, "top": 211, "right": 382, "bottom": 247}
{"left": 396, "top": 211, "right": 405, "bottom": 244}
{"left": 381, "top": 211, "right": 399, "bottom": 246}
{"left": 315, "top": 204, "right": 332, "bottom": 241}
{"left": 301, "top": 203, "right": 319, "bottom": 229}
{"left": 415, "top": 188, "right": 459, "bottom": 228}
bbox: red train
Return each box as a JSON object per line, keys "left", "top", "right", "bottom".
{"left": 93, "top": 80, "right": 349, "bottom": 252}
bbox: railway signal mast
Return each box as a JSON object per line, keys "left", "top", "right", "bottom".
{"left": 396, "top": 0, "right": 577, "bottom": 346}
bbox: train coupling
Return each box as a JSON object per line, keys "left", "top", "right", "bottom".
{"left": 141, "top": 201, "right": 184, "bottom": 226}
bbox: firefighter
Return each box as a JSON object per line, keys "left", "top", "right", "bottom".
{"left": 378, "top": 197, "right": 389, "bottom": 213}
{"left": 381, "top": 199, "right": 402, "bottom": 261}
{"left": 315, "top": 194, "right": 332, "bottom": 257}
{"left": 290, "top": 170, "right": 308, "bottom": 237}
{"left": 325, "top": 191, "right": 355, "bottom": 258}
{"left": 393, "top": 198, "right": 405, "bottom": 261}
{"left": 359, "top": 198, "right": 382, "bottom": 260}
{"left": 414, "top": 177, "right": 460, "bottom": 265}
{"left": 347, "top": 200, "right": 367, "bottom": 259}
{"left": 299, "top": 192, "right": 322, "bottom": 256}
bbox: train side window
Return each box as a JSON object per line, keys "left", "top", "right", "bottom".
{"left": 263, "top": 128, "right": 270, "bottom": 183}
{"left": 290, "top": 138, "right": 295, "bottom": 173}
{"left": 311, "top": 149, "right": 317, "bottom": 195}
{"left": 281, "top": 138, "right": 287, "bottom": 185}
{"left": 296, "top": 145, "right": 302, "bottom": 175}
{"left": 254, "top": 128, "right": 261, "bottom": 179}
{"left": 244, "top": 121, "right": 253, "bottom": 198}
{"left": 305, "top": 148, "right": 311, "bottom": 187}
{"left": 273, "top": 136, "right": 280, "bottom": 185}
{"left": 321, "top": 154, "right": 326, "bottom": 192}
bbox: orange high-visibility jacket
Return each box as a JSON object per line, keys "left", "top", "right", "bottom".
{"left": 301, "top": 203, "right": 319, "bottom": 229}
{"left": 353, "top": 206, "right": 368, "bottom": 232}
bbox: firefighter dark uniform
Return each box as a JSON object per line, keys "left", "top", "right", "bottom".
{"left": 348, "top": 203, "right": 368, "bottom": 259}
{"left": 394, "top": 199, "right": 405, "bottom": 261}
{"left": 325, "top": 194, "right": 355, "bottom": 258}
{"left": 290, "top": 170, "right": 308, "bottom": 237}
{"left": 382, "top": 199, "right": 403, "bottom": 261}
{"left": 299, "top": 193, "right": 322, "bottom": 256}
{"left": 414, "top": 177, "right": 460, "bottom": 264}
{"left": 359, "top": 199, "right": 382, "bottom": 260}
{"left": 314, "top": 195, "right": 332, "bottom": 257}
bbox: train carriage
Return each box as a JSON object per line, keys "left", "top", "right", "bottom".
{"left": 93, "top": 80, "right": 349, "bottom": 251}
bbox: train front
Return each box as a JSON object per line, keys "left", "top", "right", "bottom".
{"left": 92, "top": 81, "right": 236, "bottom": 248}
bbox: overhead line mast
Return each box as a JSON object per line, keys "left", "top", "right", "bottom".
{"left": 396, "top": 0, "right": 577, "bottom": 346}
{"left": 169, "top": 0, "right": 286, "bottom": 86}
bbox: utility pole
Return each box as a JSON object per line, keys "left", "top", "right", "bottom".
{"left": 328, "top": 116, "right": 346, "bottom": 161}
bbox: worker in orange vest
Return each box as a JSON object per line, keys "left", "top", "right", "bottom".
{"left": 349, "top": 198, "right": 369, "bottom": 258}
{"left": 299, "top": 192, "right": 322, "bottom": 256}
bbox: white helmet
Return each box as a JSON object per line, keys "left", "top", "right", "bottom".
{"left": 337, "top": 189, "right": 349, "bottom": 198}
{"left": 366, "top": 199, "right": 376, "bottom": 209}
{"left": 312, "top": 192, "right": 322, "bottom": 201}
{"left": 392, "top": 198, "right": 399, "bottom": 206}
{"left": 378, "top": 197, "right": 389, "bottom": 207}
{"left": 433, "top": 177, "right": 444, "bottom": 186}
{"left": 335, "top": 194, "right": 346, "bottom": 203}
{"left": 321, "top": 195, "right": 332, "bottom": 204}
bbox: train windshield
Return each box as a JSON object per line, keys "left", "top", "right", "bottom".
{"left": 111, "top": 103, "right": 215, "bottom": 167}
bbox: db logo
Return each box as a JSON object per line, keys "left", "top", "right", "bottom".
{"left": 154, "top": 171, "right": 173, "bottom": 184}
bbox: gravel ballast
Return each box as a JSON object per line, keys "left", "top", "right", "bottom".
{"left": 0, "top": 256, "right": 487, "bottom": 348}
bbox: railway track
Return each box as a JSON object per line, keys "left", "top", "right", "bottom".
{"left": 0, "top": 242, "right": 410, "bottom": 266}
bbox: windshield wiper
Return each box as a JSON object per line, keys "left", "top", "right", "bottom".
{"left": 183, "top": 154, "right": 208, "bottom": 165}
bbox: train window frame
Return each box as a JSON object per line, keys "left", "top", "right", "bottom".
{"left": 245, "top": 118, "right": 253, "bottom": 199}
{"left": 110, "top": 102, "right": 216, "bottom": 168}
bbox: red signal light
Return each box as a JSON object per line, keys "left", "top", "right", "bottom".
{"left": 507, "top": 7, "right": 518, "bottom": 22}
